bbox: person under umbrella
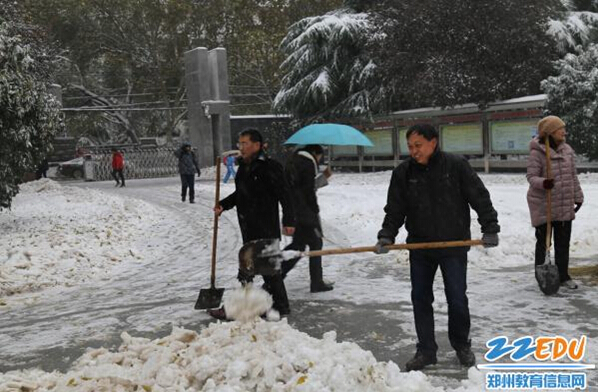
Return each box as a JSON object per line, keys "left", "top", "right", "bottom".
{"left": 282, "top": 144, "right": 334, "bottom": 292}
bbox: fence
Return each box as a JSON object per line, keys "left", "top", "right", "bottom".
{"left": 87, "top": 146, "right": 180, "bottom": 181}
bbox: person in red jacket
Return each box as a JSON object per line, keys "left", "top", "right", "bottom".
{"left": 111, "top": 148, "right": 125, "bottom": 187}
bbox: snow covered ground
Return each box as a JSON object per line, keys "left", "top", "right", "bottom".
{"left": 0, "top": 171, "right": 596, "bottom": 391}
{"left": 0, "top": 179, "right": 166, "bottom": 298}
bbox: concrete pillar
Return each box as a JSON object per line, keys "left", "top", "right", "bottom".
{"left": 184, "top": 47, "right": 231, "bottom": 167}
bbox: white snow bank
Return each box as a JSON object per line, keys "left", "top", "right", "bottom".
{"left": 0, "top": 321, "right": 485, "bottom": 392}
{"left": 0, "top": 179, "right": 168, "bottom": 301}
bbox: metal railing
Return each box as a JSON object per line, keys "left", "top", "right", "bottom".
{"left": 87, "top": 146, "right": 179, "bottom": 181}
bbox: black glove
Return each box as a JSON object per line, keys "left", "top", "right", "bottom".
{"left": 374, "top": 237, "right": 393, "bottom": 254}
{"left": 574, "top": 203, "right": 582, "bottom": 212}
{"left": 482, "top": 233, "right": 499, "bottom": 248}
{"left": 542, "top": 178, "right": 554, "bottom": 190}
{"left": 237, "top": 268, "right": 254, "bottom": 285}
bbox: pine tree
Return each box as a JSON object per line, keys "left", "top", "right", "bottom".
{"left": 0, "top": 19, "right": 64, "bottom": 209}
{"left": 273, "top": 8, "right": 378, "bottom": 120}
{"left": 369, "top": 0, "right": 562, "bottom": 110}
{"left": 542, "top": 44, "right": 598, "bottom": 160}
{"left": 548, "top": 0, "right": 598, "bottom": 52}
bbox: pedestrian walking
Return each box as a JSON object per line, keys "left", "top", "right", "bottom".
{"left": 282, "top": 144, "right": 334, "bottom": 293}
{"left": 111, "top": 148, "right": 125, "bottom": 187}
{"left": 222, "top": 153, "right": 237, "bottom": 183}
{"left": 527, "top": 115, "right": 584, "bottom": 290}
{"left": 209, "top": 129, "right": 295, "bottom": 319}
{"left": 174, "top": 142, "right": 201, "bottom": 203}
{"left": 374, "top": 124, "right": 500, "bottom": 371}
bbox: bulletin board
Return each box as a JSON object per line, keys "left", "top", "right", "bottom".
{"left": 332, "top": 145, "right": 358, "bottom": 156}
{"left": 364, "top": 128, "right": 393, "bottom": 155}
{"left": 490, "top": 119, "right": 538, "bottom": 154}
{"left": 440, "top": 123, "right": 484, "bottom": 154}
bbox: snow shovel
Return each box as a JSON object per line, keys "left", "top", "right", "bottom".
{"left": 239, "top": 238, "right": 484, "bottom": 276}
{"left": 535, "top": 138, "right": 560, "bottom": 295}
{"left": 195, "top": 156, "right": 225, "bottom": 309}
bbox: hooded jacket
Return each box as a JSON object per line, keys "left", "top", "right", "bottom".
{"left": 378, "top": 150, "right": 500, "bottom": 252}
{"left": 526, "top": 137, "right": 584, "bottom": 227}
{"left": 174, "top": 146, "right": 200, "bottom": 175}
{"left": 220, "top": 151, "right": 295, "bottom": 243}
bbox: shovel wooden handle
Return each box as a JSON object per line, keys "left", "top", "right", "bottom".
{"left": 210, "top": 156, "right": 221, "bottom": 289}
{"left": 304, "top": 239, "right": 484, "bottom": 257}
{"left": 545, "top": 137, "right": 552, "bottom": 251}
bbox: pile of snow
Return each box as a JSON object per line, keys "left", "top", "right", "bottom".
{"left": 222, "top": 284, "right": 276, "bottom": 322}
{"left": 0, "top": 320, "right": 485, "bottom": 392}
{"left": 0, "top": 179, "right": 168, "bottom": 301}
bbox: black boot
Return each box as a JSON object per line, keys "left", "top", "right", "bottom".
{"left": 309, "top": 257, "right": 333, "bottom": 292}
{"left": 207, "top": 306, "right": 228, "bottom": 320}
{"left": 405, "top": 351, "right": 437, "bottom": 371}
{"left": 456, "top": 347, "right": 476, "bottom": 367}
{"left": 310, "top": 280, "right": 334, "bottom": 293}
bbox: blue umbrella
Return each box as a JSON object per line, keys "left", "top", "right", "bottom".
{"left": 284, "top": 123, "right": 374, "bottom": 147}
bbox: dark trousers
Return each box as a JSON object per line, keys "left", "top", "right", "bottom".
{"left": 180, "top": 174, "right": 195, "bottom": 201}
{"left": 262, "top": 273, "right": 290, "bottom": 313}
{"left": 534, "top": 221, "right": 572, "bottom": 283}
{"left": 281, "top": 225, "right": 324, "bottom": 284}
{"left": 112, "top": 169, "right": 125, "bottom": 185}
{"left": 410, "top": 250, "right": 470, "bottom": 355}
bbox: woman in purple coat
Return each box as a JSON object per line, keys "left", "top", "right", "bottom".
{"left": 527, "top": 116, "right": 584, "bottom": 289}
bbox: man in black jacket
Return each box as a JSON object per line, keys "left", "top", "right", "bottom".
{"left": 211, "top": 129, "right": 295, "bottom": 317}
{"left": 283, "top": 144, "right": 333, "bottom": 293}
{"left": 174, "top": 142, "right": 201, "bottom": 203}
{"left": 374, "top": 124, "right": 500, "bottom": 371}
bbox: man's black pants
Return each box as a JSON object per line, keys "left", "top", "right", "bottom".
{"left": 180, "top": 174, "right": 195, "bottom": 202}
{"left": 112, "top": 169, "right": 125, "bottom": 185}
{"left": 281, "top": 225, "right": 324, "bottom": 284}
{"left": 410, "top": 250, "right": 471, "bottom": 356}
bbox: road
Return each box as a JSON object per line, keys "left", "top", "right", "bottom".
{"left": 1, "top": 176, "right": 596, "bottom": 390}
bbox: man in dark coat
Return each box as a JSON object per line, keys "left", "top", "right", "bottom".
{"left": 374, "top": 124, "right": 500, "bottom": 371}
{"left": 174, "top": 142, "right": 201, "bottom": 203}
{"left": 282, "top": 144, "right": 333, "bottom": 292}
{"left": 211, "top": 129, "right": 295, "bottom": 317}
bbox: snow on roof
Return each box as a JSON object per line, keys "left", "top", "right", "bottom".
{"left": 230, "top": 114, "right": 291, "bottom": 119}
{"left": 390, "top": 94, "right": 547, "bottom": 118}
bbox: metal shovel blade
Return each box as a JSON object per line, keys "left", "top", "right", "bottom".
{"left": 239, "top": 239, "right": 283, "bottom": 277}
{"left": 535, "top": 254, "right": 560, "bottom": 296}
{"left": 194, "top": 287, "right": 225, "bottom": 310}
